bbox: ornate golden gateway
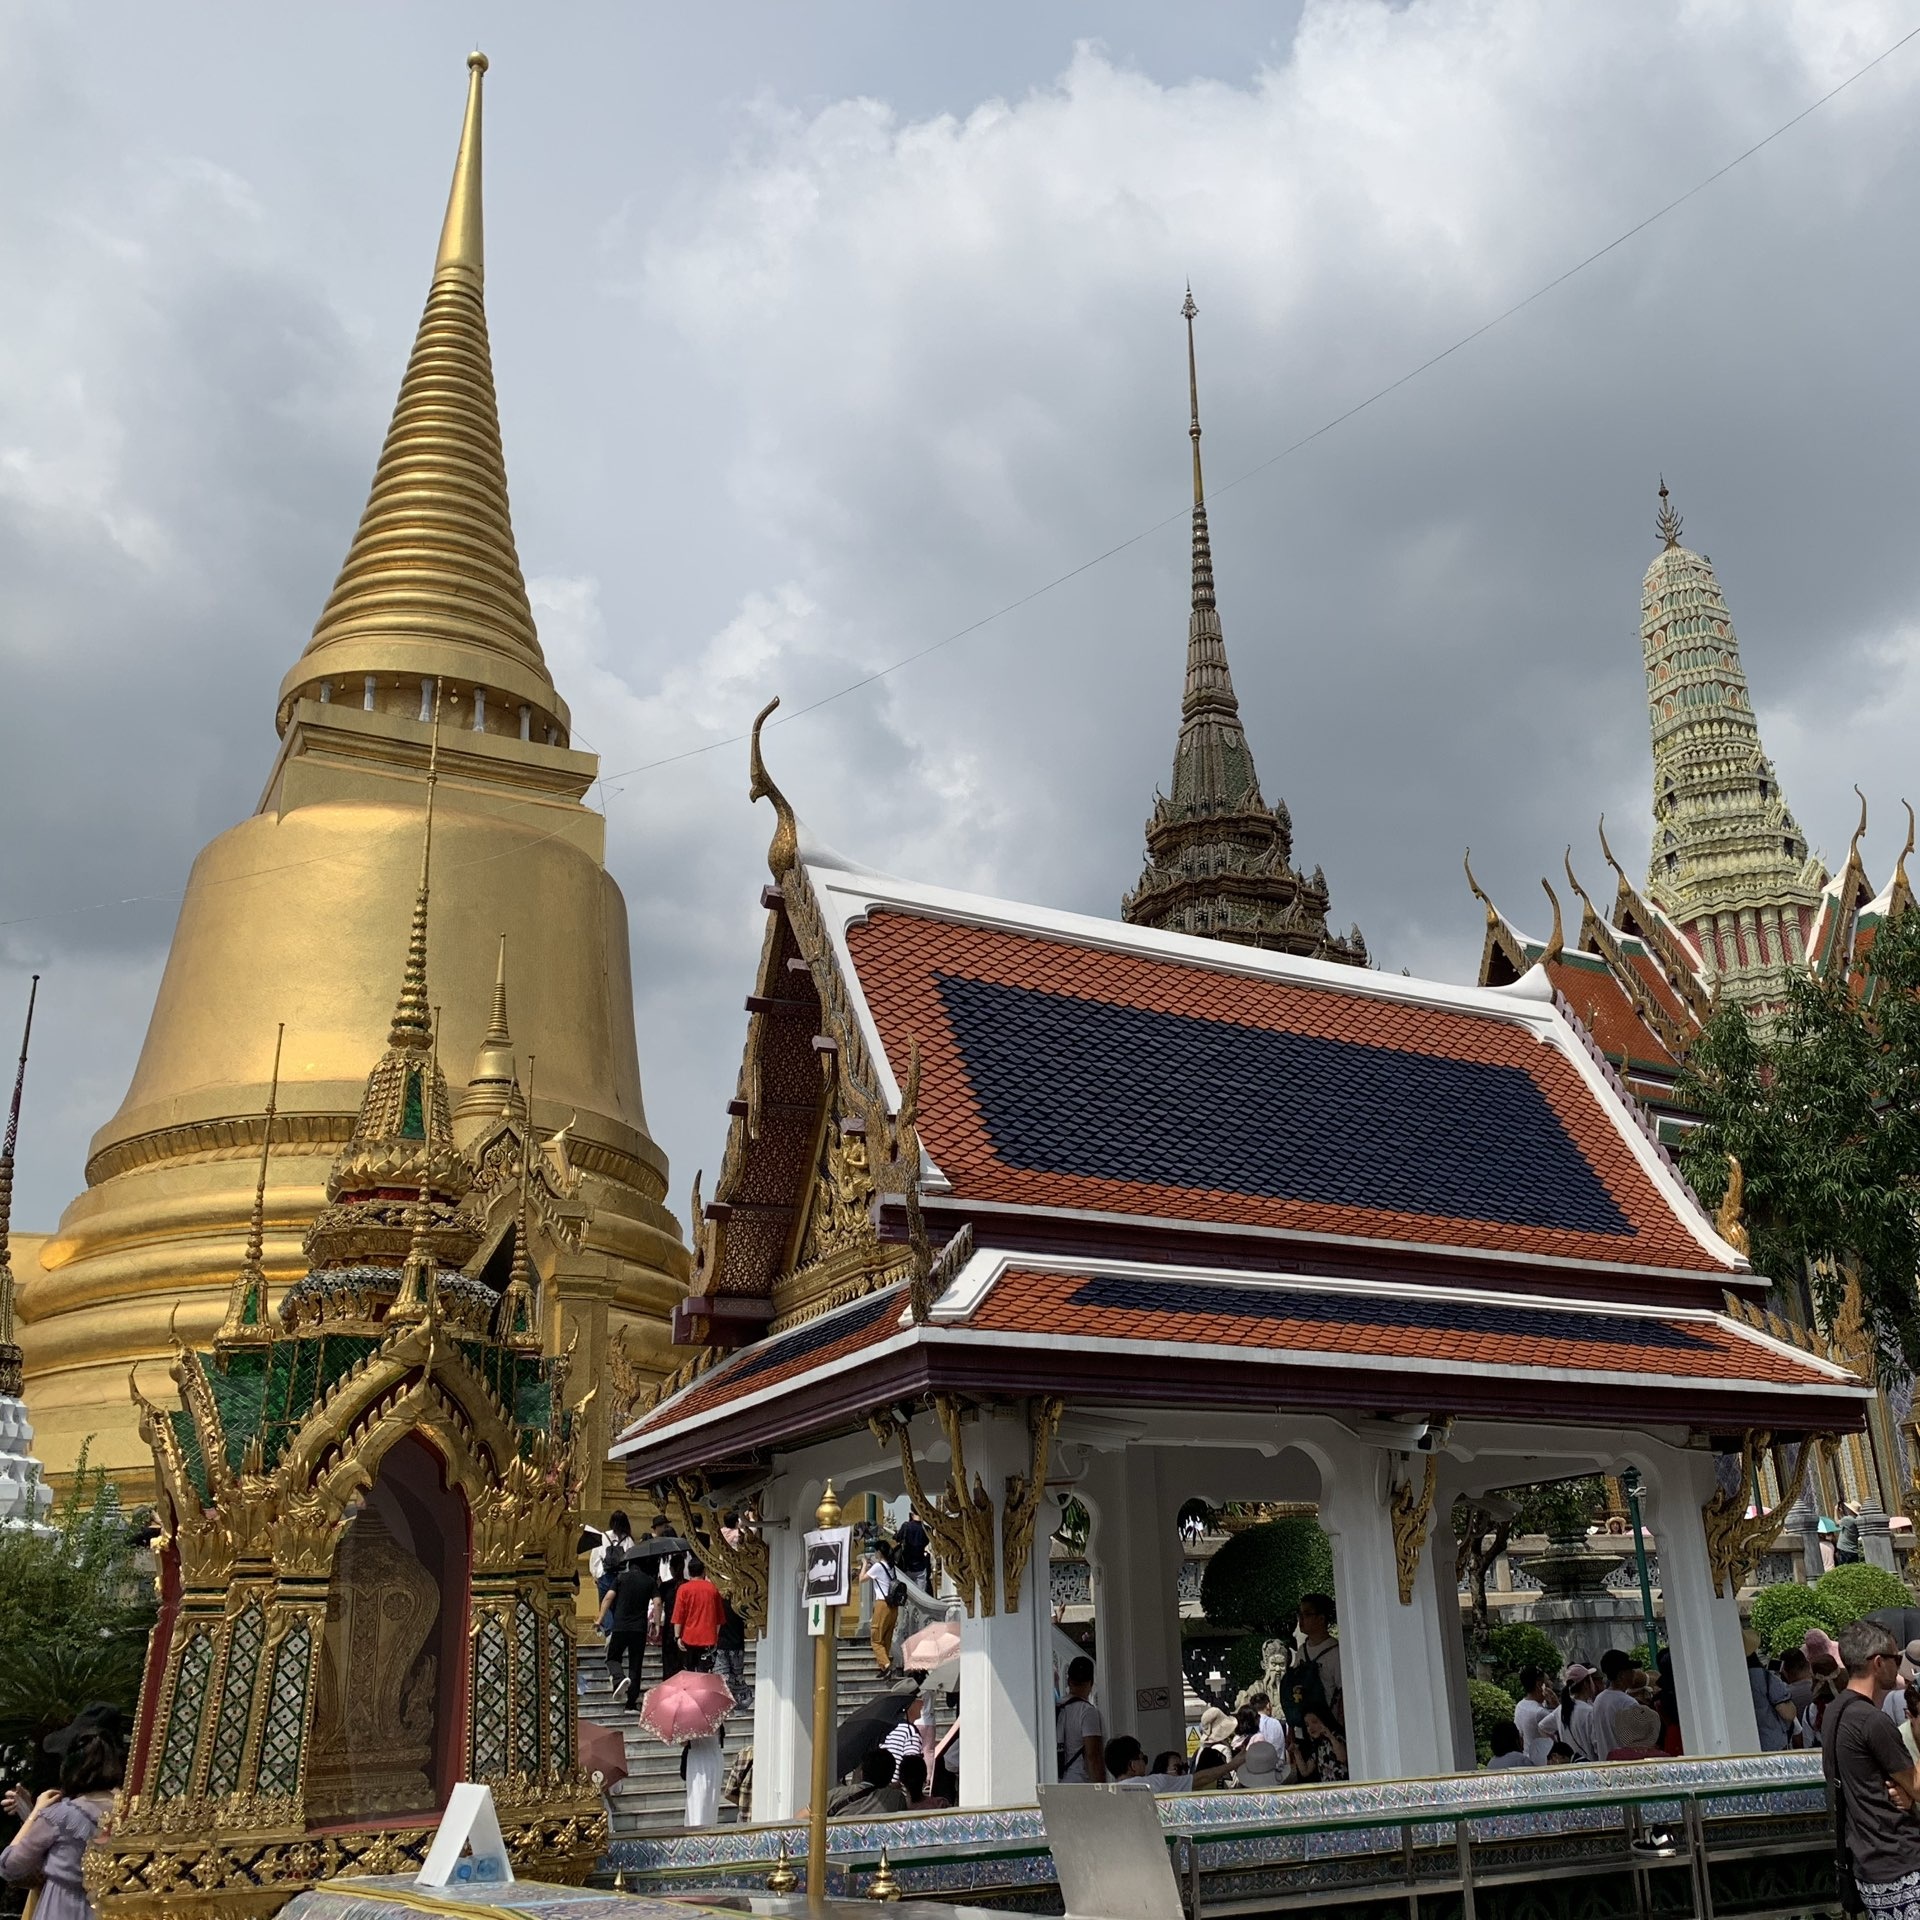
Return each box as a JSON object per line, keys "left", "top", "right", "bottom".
{"left": 89, "top": 553, "right": 604, "bottom": 1920}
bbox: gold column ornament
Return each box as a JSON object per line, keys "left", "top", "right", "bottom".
{"left": 1715, "top": 1155, "right": 1750, "bottom": 1257}
{"left": 1388, "top": 1453, "right": 1440, "bottom": 1605}
{"left": 219, "top": 1023, "right": 283, "bottom": 1342}
{"left": 869, "top": 1397, "right": 996, "bottom": 1616}
{"left": 1702, "top": 1431, "right": 1821, "bottom": 1597}
{"left": 1001, "top": 1396, "right": 1065, "bottom": 1613}
{"left": 807, "top": 1480, "right": 842, "bottom": 1904}
{"left": 662, "top": 1476, "right": 771, "bottom": 1636}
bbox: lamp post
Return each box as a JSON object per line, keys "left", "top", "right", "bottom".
{"left": 807, "top": 1480, "right": 841, "bottom": 1903}
{"left": 1623, "top": 1468, "right": 1660, "bottom": 1666}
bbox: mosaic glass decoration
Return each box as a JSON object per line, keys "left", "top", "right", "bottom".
{"left": 514, "top": 1602, "right": 541, "bottom": 1777}
{"left": 155, "top": 1629, "right": 216, "bottom": 1797}
{"left": 471, "top": 1612, "right": 509, "bottom": 1778}
{"left": 545, "top": 1612, "right": 571, "bottom": 1774}
{"left": 256, "top": 1619, "right": 315, "bottom": 1797}
{"left": 204, "top": 1603, "right": 266, "bottom": 1797}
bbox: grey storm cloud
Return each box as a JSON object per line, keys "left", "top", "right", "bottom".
{"left": 3, "top": 1, "right": 1918, "bottom": 1240}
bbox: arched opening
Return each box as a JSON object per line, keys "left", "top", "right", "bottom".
{"left": 306, "top": 1432, "right": 469, "bottom": 1827}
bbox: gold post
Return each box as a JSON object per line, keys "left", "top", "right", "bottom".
{"left": 806, "top": 1478, "right": 843, "bottom": 1904}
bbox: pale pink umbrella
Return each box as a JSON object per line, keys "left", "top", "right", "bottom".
{"left": 636, "top": 1669, "right": 735, "bottom": 1743}
{"left": 901, "top": 1621, "right": 962, "bottom": 1671}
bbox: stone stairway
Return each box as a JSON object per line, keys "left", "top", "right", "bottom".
{"left": 579, "top": 1632, "right": 910, "bottom": 1836}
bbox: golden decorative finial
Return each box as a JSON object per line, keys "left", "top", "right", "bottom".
{"left": 0, "top": 974, "right": 39, "bottom": 1389}
{"left": 1656, "top": 475, "right": 1682, "bottom": 550}
{"left": 220, "top": 1023, "right": 284, "bottom": 1341}
{"left": 1462, "top": 848, "right": 1501, "bottom": 928}
{"left": 1896, "top": 799, "right": 1915, "bottom": 894}
{"left": 497, "top": 1053, "right": 541, "bottom": 1348}
{"left": 391, "top": 1010, "right": 443, "bottom": 1324}
{"left": 867, "top": 1849, "right": 903, "bottom": 1902}
{"left": 1848, "top": 785, "right": 1869, "bottom": 870}
{"left": 1182, "top": 282, "right": 1205, "bottom": 509}
{"left": 436, "top": 52, "right": 488, "bottom": 286}
{"left": 1538, "top": 877, "right": 1565, "bottom": 968}
{"left": 816, "top": 1479, "right": 842, "bottom": 1529}
{"left": 391, "top": 694, "right": 443, "bottom": 1049}
{"left": 485, "top": 933, "right": 511, "bottom": 1048}
{"left": 1597, "top": 813, "right": 1630, "bottom": 888}
{"left": 766, "top": 1838, "right": 799, "bottom": 1895}
{"left": 1716, "top": 1153, "right": 1749, "bottom": 1256}
{"left": 748, "top": 697, "right": 799, "bottom": 881}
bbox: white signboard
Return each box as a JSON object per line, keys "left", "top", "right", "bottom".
{"left": 417, "top": 1781, "right": 515, "bottom": 1889}
{"left": 803, "top": 1524, "right": 852, "bottom": 1607}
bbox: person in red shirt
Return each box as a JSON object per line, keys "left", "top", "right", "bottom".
{"left": 670, "top": 1558, "right": 727, "bottom": 1674}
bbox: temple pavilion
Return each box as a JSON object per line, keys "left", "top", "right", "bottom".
{"left": 614, "top": 711, "right": 1869, "bottom": 1817}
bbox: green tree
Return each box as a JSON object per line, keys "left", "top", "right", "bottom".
{"left": 0, "top": 1450, "right": 156, "bottom": 1783}
{"left": 1454, "top": 1476, "right": 1608, "bottom": 1647}
{"left": 1199, "top": 1515, "right": 1334, "bottom": 1637}
{"left": 1679, "top": 908, "right": 1920, "bottom": 1377}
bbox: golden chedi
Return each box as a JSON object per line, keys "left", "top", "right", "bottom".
{"left": 21, "top": 52, "right": 687, "bottom": 1505}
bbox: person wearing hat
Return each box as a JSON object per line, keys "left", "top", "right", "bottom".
{"left": 1197, "top": 1704, "right": 1238, "bottom": 1754}
{"left": 1606, "top": 1700, "right": 1665, "bottom": 1761}
{"left": 1230, "top": 1738, "right": 1289, "bottom": 1789}
{"left": 1, "top": 1704, "right": 127, "bottom": 1920}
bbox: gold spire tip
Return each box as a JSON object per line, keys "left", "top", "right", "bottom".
{"left": 435, "top": 50, "right": 487, "bottom": 284}
{"left": 1655, "top": 475, "right": 1682, "bottom": 549}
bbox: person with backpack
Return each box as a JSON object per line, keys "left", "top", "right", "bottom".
{"left": 1296, "top": 1594, "right": 1343, "bottom": 1729}
{"left": 1057, "top": 1656, "right": 1105, "bottom": 1782}
{"left": 1823, "top": 1619, "right": 1920, "bottom": 1918}
{"left": 895, "top": 1510, "right": 933, "bottom": 1592}
{"left": 861, "top": 1539, "right": 900, "bottom": 1675}
{"left": 598, "top": 1548, "right": 659, "bottom": 1709}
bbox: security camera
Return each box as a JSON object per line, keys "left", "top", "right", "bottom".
{"left": 1414, "top": 1417, "right": 1456, "bottom": 1454}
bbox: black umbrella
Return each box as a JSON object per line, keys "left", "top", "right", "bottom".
{"left": 1866, "top": 1606, "right": 1920, "bottom": 1648}
{"left": 617, "top": 1535, "right": 693, "bottom": 1564}
{"left": 835, "top": 1682, "right": 917, "bottom": 1780}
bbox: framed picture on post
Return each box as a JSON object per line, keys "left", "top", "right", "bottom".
{"left": 803, "top": 1525, "right": 852, "bottom": 1607}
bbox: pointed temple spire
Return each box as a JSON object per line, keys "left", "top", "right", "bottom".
{"left": 1640, "top": 481, "right": 1824, "bottom": 1010}
{"left": 1122, "top": 290, "right": 1366, "bottom": 965}
{"left": 279, "top": 50, "right": 567, "bottom": 742}
{"left": 220, "top": 1023, "right": 283, "bottom": 1341}
{"left": 0, "top": 977, "right": 39, "bottom": 1395}
{"left": 456, "top": 932, "right": 527, "bottom": 1127}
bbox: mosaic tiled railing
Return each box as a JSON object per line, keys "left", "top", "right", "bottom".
{"left": 606, "top": 1752, "right": 1827, "bottom": 1903}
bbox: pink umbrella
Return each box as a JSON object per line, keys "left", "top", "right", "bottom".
{"left": 578, "top": 1719, "right": 629, "bottom": 1786}
{"left": 901, "top": 1621, "right": 962, "bottom": 1671}
{"left": 637, "top": 1669, "right": 735, "bottom": 1743}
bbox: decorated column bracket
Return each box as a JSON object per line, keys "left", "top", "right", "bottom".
{"left": 1387, "top": 1452, "right": 1440, "bottom": 1605}
{"left": 870, "top": 1396, "right": 997, "bottom": 1616}
{"left": 1701, "top": 1430, "right": 1824, "bottom": 1598}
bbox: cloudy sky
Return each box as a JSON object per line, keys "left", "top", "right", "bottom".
{"left": 3, "top": 1, "right": 1919, "bottom": 1234}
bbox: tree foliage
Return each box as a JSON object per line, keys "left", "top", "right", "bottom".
{"left": 1814, "top": 1562, "right": 1912, "bottom": 1627}
{"left": 0, "top": 1452, "right": 156, "bottom": 1784}
{"left": 1467, "top": 1679, "right": 1518, "bottom": 1766}
{"left": 1454, "top": 1476, "right": 1610, "bottom": 1646}
{"left": 1679, "top": 908, "right": 1920, "bottom": 1378}
{"left": 1485, "top": 1623, "right": 1564, "bottom": 1697}
{"left": 1749, "top": 1581, "right": 1840, "bottom": 1651}
{"left": 1199, "top": 1516, "right": 1334, "bottom": 1636}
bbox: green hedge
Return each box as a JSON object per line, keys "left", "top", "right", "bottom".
{"left": 1750, "top": 1581, "right": 1839, "bottom": 1647}
{"left": 1815, "top": 1563, "right": 1912, "bottom": 1627}
{"left": 1467, "top": 1679, "right": 1518, "bottom": 1767}
{"left": 1199, "top": 1516, "right": 1335, "bottom": 1637}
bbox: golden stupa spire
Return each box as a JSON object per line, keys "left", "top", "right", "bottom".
{"left": 0, "top": 976, "right": 39, "bottom": 1393}
{"left": 220, "top": 1024, "right": 284, "bottom": 1342}
{"left": 284, "top": 50, "right": 560, "bottom": 731}
{"left": 495, "top": 1053, "right": 541, "bottom": 1348}
{"left": 391, "top": 702, "right": 442, "bottom": 1050}
{"left": 1183, "top": 283, "right": 1205, "bottom": 509}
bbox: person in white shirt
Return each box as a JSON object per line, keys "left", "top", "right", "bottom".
{"left": 1512, "top": 1668, "right": 1559, "bottom": 1765}
{"left": 1584, "top": 1650, "right": 1637, "bottom": 1760}
{"left": 1556, "top": 1665, "right": 1598, "bottom": 1759}
{"left": 1248, "top": 1691, "right": 1285, "bottom": 1751}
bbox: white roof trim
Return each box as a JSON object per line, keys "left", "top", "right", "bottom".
{"left": 615, "top": 1247, "right": 1860, "bottom": 1456}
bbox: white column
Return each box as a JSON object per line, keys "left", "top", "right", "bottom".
{"left": 1313, "top": 1434, "right": 1457, "bottom": 1781}
{"left": 751, "top": 1492, "right": 813, "bottom": 1821}
{"left": 1085, "top": 1446, "right": 1185, "bottom": 1764}
{"left": 1426, "top": 1478, "right": 1476, "bottom": 1772}
{"left": 957, "top": 1406, "right": 1054, "bottom": 1808}
{"left": 1633, "top": 1442, "right": 1754, "bottom": 1757}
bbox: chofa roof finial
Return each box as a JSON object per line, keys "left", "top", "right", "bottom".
{"left": 748, "top": 697, "right": 799, "bottom": 881}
